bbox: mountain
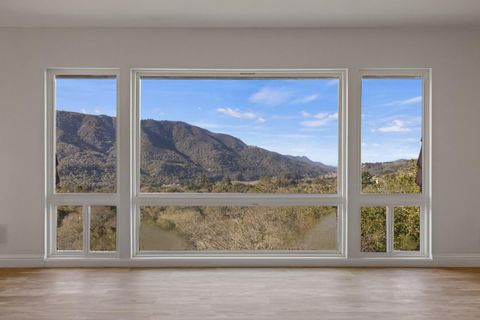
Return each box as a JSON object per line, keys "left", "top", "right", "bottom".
{"left": 56, "top": 111, "right": 117, "bottom": 192}
{"left": 55, "top": 111, "right": 336, "bottom": 192}
{"left": 362, "top": 159, "right": 415, "bottom": 176}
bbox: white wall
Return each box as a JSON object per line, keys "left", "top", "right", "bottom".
{"left": 0, "top": 27, "right": 479, "bottom": 265}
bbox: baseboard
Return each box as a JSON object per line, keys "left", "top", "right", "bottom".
{"left": 1, "top": 254, "right": 480, "bottom": 268}
{"left": 432, "top": 254, "right": 480, "bottom": 267}
{"left": 0, "top": 254, "right": 45, "bottom": 267}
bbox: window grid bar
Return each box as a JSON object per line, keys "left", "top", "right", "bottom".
{"left": 83, "top": 206, "right": 90, "bottom": 255}
{"left": 386, "top": 206, "right": 393, "bottom": 254}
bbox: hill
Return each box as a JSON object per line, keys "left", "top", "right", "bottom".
{"left": 55, "top": 111, "right": 336, "bottom": 192}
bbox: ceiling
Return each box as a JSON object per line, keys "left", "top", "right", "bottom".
{"left": 0, "top": 0, "right": 479, "bottom": 28}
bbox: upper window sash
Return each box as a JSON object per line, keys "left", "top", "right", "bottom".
{"left": 46, "top": 68, "right": 120, "bottom": 197}
{"left": 358, "top": 68, "right": 430, "bottom": 198}
{"left": 131, "top": 69, "right": 347, "bottom": 201}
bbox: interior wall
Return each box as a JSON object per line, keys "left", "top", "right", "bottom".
{"left": 0, "top": 27, "right": 479, "bottom": 261}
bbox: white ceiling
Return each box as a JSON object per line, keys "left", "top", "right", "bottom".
{"left": 1, "top": 0, "right": 480, "bottom": 28}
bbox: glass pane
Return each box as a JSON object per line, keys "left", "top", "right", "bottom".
{"left": 57, "top": 205, "right": 83, "bottom": 251}
{"left": 139, "top": 206, "right": 337, "bottom": 251}
{"left": 361, "top": 207, "right": 386, "bottom": 252}
{"left": 90, "top": 206, "right": 117, "bottom": 252}
{"left": 394, "top": 206, "right": 420, "bottom": 251}
{"left": 139, "top": 78, "right": 339, "bottom": 194}
{"left": 55, "top": 76, "right": 117, "bottom": 193}
{"left": 361, "top": 78, "right": 422, "bottom": 194}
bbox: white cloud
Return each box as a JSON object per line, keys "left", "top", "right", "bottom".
{"left": 94, "top": 109, "right": 101, "bottom": 115}
{"left": 385, "top": 96, "right": 422, "bottom": 106}
{"left": 373, "top": 120, "right": 411, "bottom": 133}
{"left": 249, "top": 87, "right": 291, "bottom": 106}
{"left": 271, "top": 114, "right": 300, "bottom": 120}
{"left": 294, "top": 94, "right": 319, "bottom": 104}
{"left": 216, "top": 107, "right": 266, "bottom": 124}
{"left": 81, "top": 108, "right": 87, "bottom": 114}
{"left": 326, "top": 79, "right": 339, "bottom": 87}
{"left": 301, "top": 111, "right": 311, "bottom": 118}
{"left": 301, "top": 112, "right": 338, "bottom": 127}
{"left": 217, "top": 107, "right": 256, "bottom": 120}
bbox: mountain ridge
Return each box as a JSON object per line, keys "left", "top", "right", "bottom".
{"left": 55, "top": 111, "right": 336, "bottom": 192}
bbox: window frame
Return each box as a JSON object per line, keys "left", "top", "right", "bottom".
{"left": 45, "top": 68, "right": 120, "bottom": 258}
{"left": 44, "top": 67, "right": 432, "bottom": 263}
{"left": 131, "top": 69, "right": 348, "bottom": 257}
{"left": 354, "top": 68, "right": 431, "bottom": 258}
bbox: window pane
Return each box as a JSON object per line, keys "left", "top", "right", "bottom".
{"left": 139, "top": 206, "right": 337, "bottom": 251}
{"left": 55, "top": 76, "right": 117, "bottom": 193}
{"left": 361, "top": 207, "right": 386, "bottom": 252}
{"left": 57, "top": 205, "right": 83, "bottom": 251}
{"left": 394, "top": 206, "right": 420, "bottom": 251}
{"left": 361, "top": 78, "right": 422, "bottom": 194}
{"left": 90, "top": 206, "right": 117, "bottom": 252}
{"left": 139, "top": 78, "right": 339, "bottom": 193}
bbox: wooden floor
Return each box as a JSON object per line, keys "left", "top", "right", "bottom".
{"left": 1, "top": 268, "right": 480, "bottom": 319}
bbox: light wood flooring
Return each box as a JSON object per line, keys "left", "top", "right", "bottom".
{"left": 1, "top": 268, "right": 480, "bottom": 319}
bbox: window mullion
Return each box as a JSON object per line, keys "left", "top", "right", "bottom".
{"left": 386, "top": 205, "right": 393, "bottom": 255}
{"left": 83, "top": 206, "right": 90, "bottom": 255}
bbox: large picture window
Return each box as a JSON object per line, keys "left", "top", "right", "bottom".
{"left": 133, "top": 70, "right": 346, "bottom": 255}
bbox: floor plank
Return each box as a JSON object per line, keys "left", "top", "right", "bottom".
{"left": 1, "top": 268, "right": 480, "bottom": 319}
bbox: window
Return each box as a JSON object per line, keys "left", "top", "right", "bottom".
{"left": 138, "top": 77, "right": 339, "bottom": 194}
{"left": 361, "top": 77, "right": 422, "bottom": 194}
{"left": 46, "top": 68, "right": 430, "bottom": 262}
{"left": 46, "top": 69, "right": 119, "bottom": 257}
{"left": 358, "top": 69, "right": 430, "bottom": 256}
{"left": 133, "top": 70, "right": 346, "bottom": 255}
{"left": 55, "top": 76, "right": 117, "bottom": 193}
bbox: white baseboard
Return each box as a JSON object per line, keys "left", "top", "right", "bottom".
{"left": 1, "top": 254, "right": 480, "bottom": 268}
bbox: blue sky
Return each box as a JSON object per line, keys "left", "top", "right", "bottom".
{"left": 56, "top": 78, "right": 117, "bottom": 116}
{"left": 361, "top": 79, "right": 422, "bottom": 163}
{"left": 140, "top": 78, "right": 340, "bottom": 165}
{"left": 56, "top": 77, "right": 422, "bottom": 166}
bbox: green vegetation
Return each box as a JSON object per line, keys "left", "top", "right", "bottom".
{"left": 141, "top": 175, "right": 337, "bottom": 194}
{"left": 394, "top": 206, "right": 420, "bottom": 251}
{"left": 361, "top": 207, "right": 387, "bottom": 252}
{"left": 360, "top": 161, "right": 421, "bottom": 252}
{"left": 362, "top": 159, "right": 421, "bottom": 194}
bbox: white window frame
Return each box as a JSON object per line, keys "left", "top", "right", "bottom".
{"left": 131, "top": 69, "right": 348, "bottom": 257}
{"left": 44, "top": 67, "right": 431, "bottom": 263}
{"left": 45, "top": 68, "right": 120, "bottom": 258}
{"left": 350, "top": 68, "right": 432, "bottom": 258}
